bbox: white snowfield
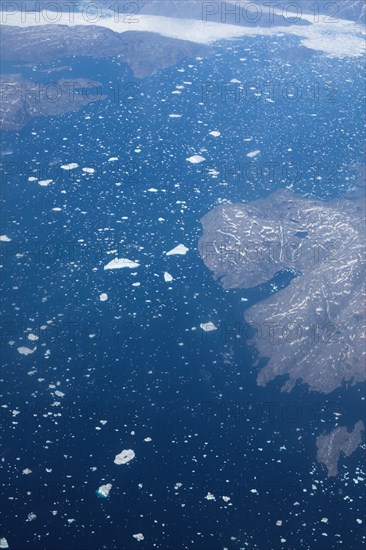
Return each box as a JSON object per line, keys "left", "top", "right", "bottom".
{"left": 1, "top": 8, "right": 364, "bottom": 58}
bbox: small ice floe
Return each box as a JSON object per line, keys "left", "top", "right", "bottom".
{"left": 163, "top": 272, "right": 173, "bottom": 282}
{"left": 132, "top": 533, "right": 144, "bottom": 542}
{"left": 276, "top": 520, "right": 283, "bottom": 526}
{"left": 22, "top": 468, "right": 32, "bottom": 475}
{"left": 200, "top": 322, "right": 217, "bottom": 332}
{"left": 165, "top": 244, "right": 189, "bottom": 256}
{"left": 27, "top": 334, "right": 39, "bottom": 341}
{"left": 186, "top": 155, "right": 206, "bottom": 164}
{"left": 143, "top": 437, "right": 152, "bottom": 442}
{"left": 38, "top": 180, "right": 53, "bottom": 186}
{"left": 96, "top": 483, "right": 112, "bottom": 498}
{"left": 222, "top": 496, "right": 230, "bottom": 502}
{"left": 0, "top": 538, "right": 9, "bottom": 548}
{"left": 99, "top": 293, "right": 108, "bottom": 301}
{"left": 0, "top": 235, "right": 11, "bottom": 242}
{"left": 60, "top": 163, "right": 78, "bottom": 170}
{"left": 17, "top": 347, "right": 36, "bottom": 356}
{"left": 205, "top": 492, "right": 215, "bottom": 501}
{"left": 104, "top": 258, "right": 140, "bottom": 270}
{"left": 82, "top": 167, "right": 95, "bottom": 174}
{"left": 246, "top": 150, "right": 260, "bottom": 158}
{"left": 26, "top": 512, "right": 36, "bottom": 522}
{"left": 114, "top": 449, "right": 135, "bottom": 465}
{"left": 209, "top": 131, "right": 221, "bottom": 137}
{"left": 168, "top": 114, "right": 182, "bottom": 118}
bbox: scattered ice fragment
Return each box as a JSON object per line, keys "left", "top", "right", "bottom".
{"left": 114, "top": 449, "right": 135, "bottom": 465}
{"left": 0, "top": 538, "right": 9, "bottom": 549}
{"left": 222, "top": 496, "right": 230, "bottom": 502}
{"left": 99, "top": 293, "right": 108, "bottom": 301}
{"left": 108, "top": 157, "right": 119, "bottom": 162}
{"left": 27, "top": 334, "right": 39, "bottom": 341}
{"left": 246, "top": 150, "right": 260, "bottom": 158}
{"left": 174, "top": 482, "right": 182, "bottom": 490}
{"left": 200, "top": 322, "right": 217, "bottom": 332}
{"left": 163, "top": 272, "right": 173, "bottom": 282}
{"left": 67, "top": 519, "right": 75, "bottom": 524}
{"left": 186, "top": 155, "right": 206, "bottom": 164}
{"left": 205, "top": 492, "right": 215, "bottom": 501}
{"left": 209, "top": 131, "right": 221, "bottom": 137}
{"left": 17, "top": 346, "right": 36, "bottom": 356}
{"left": 168, "top": 114, "right": 182, "bottom": 118}
{"left": 276, "top": 520, "right": 283, "bottom": 526}
{"left": 356, "top": 519, "right": 363, "bottom": 524}
{"left": 321, "top": 518, "right": 328, "bottom": 524}
{"left": 132, "top": 282, "right": 141, "bottom": 287}
{"left": 147, "top": 188, "right": 158, "bottom": 192}
{"left": 22, "top": 468, "right": 32, "bottom": 475}
{"left": 143, "top": 437, "right": 152, "bottom": 442}
{"left": 0, "top": 235, "right": 11, "bottom": 242}
{"left": 54, "top": 390, "right": 65, "bottom": 398}
{"left": 132, "top": 534, "right": 144, "bottom": 542}
{"left": 100, "top": 420, "right": 107, "bottom": 425}
{"left": 82, "top": 167, "right": 95, "bottom": 174}
{"left": 104, "top": 258, "right": 140, "bottom": 270}
{"left": 96, "top": 483, "right": 112, "bottom": 498}
{"left": 52, "top": 207, "right": 62, "bottom": 212}
{"left": 38, "top": 179, "right": 53, "bottom": 186}
{"left": 60, "top": 163, "right": 78, "bottom": 170}
{"left": 27, "top": 512, "right": 36, "bottom": 522}
{"left": 166, "top": 244, "right": 189, "bottom": 256}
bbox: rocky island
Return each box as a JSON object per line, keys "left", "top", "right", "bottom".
{"left": 316, "top": 421, "right": 365, "bottom": 477}
{"left": 199, "top": 189, "right": 365, "bottom": 394}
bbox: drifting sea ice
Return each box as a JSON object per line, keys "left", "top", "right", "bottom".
{"left": 200, "top": 322, "right": 217, "bottom": 332}
{"left": 96, "top": 483, "right": 112, "bottom": 498}
{"left": 114, "top": 449, "right": 135, "bottom": 465}
{"left": 104, "top": 258, "right": 140, "bottom": 270}
{"left": 165, "top": 245, "right": 189, "bottom": 256}
{"left": 186, "top": 155, "right": 206, "bottom": 164}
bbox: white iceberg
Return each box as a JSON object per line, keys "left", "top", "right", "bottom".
{"left": 0, "top": 235, "right": 11, "bottom": 242}
{"left": 99, "top": 293, "right": 108, "bottom": 301}
{"left": 82, "top": 167, "right": 95, "bottom": 174}
{"left": 96, "top": 483, "right": 112, "bottom": 498}
{"left": 0, "top": 538, "right": 9, "bottom": 549}
{"left": 104, "top": 258, "right": 140, "bottom": 270}
{"left": 209, "top": 131, "right": 221, "bottom": 137}
{"left": 186, "top": 155, "right": 206, "bottom": 164}
{"left": 133, "top": 534, "right": 144, "bottom": 542}
{"left": 163, "top": 272, "right": 173, "bottom": 282}
{"left": 166, "top": 244, "right": 189, "bottom": 256}
{"left": 38, "top": 179, "right": 53, "bottom": 186}
{"left": 60, "top": 163, "right": 79, "bottom": 170}
{"left": 114, "top": 449, "right": 135, "bottom": 465}
{"left": 200, "top": 322, "right": 217, "bottom": 332}
{"left": 246, "top": 150, "right": 260, "bottom": 158}
{"left": 17, "top": 346, "right": 36, "bottom": 356}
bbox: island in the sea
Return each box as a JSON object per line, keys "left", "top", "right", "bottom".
{"left": 199, "top": 188, "right": 365, "bottom": 394}
{"left": 199, "top": 188, "right": 365, "bottom": 474}
{"left": 316, "top": 421, "right": 365, "bottom": 477}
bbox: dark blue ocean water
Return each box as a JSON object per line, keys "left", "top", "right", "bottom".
{"left": 1, "top": 35, "right": 365, "bottom": 549}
